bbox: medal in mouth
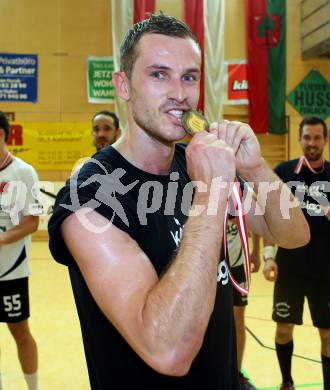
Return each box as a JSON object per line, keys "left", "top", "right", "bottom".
{"left": 181, "top": 110, "right": 209, "bottom": 136}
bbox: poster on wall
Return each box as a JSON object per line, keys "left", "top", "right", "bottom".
{"left": 7, "top": 122, "right": 95, "bottom": 171}
{"left": 87, "top": 56, "right": 115, "bottom": 103}
{"left": 223, "top": 61, "right": 249, "bottom": 105}
{"left": 0, "top": 54, "right": 38, "bottom": 102}
{"left": 287, "top": 70, "right": 330, "bottom": 120}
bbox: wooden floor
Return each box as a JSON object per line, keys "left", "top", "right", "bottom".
{"left": 0, "top": 242, "right": 324, "bottom": 389}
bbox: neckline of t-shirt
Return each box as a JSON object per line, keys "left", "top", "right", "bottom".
{"left": 301, "top": 162, "right": 329, "bottom": 175}
{"left": 100, "top": 145, "right": 179, "bottom": 182}
{"left": 0, "top": 156, "right": 15, "bottom": 172}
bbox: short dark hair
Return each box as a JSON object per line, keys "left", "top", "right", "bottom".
{"left": 92, "top": 111, "right": 120, "bottom": 129}
{"left": 0, "top": 111, "right": 10, "bottom": 142}
{"left": 120, "top": 13, "right": 199, "bottom": 79}
{"left": 299, "top": 116, "right": 328, "bottom": 138}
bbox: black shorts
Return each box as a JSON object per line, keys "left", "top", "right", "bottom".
{"left": 231, "top": 264, "right": 248, "bottom": 307}
{"left": 273, "top": 272, "right": 330, "bottom": 328}
{"left": 0, "top": 277, "right": 30, "bottom": 323}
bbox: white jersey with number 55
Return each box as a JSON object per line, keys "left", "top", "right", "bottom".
{"left": 0, "top": 157, "right": 43, "bottom": 281}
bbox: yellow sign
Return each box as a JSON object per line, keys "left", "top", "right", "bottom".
{"left": 8, "top": 122, "right": 95, "bottom": 170}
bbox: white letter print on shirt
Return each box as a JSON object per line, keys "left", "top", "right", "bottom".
{"left": 217, "top": 260, "right": 229, "bottom": 285}
{"left": 170, "top": 218, "right": 183, "bottom": 248}
{"left": 170, "top": 217, "right": 229, "bottom": 285}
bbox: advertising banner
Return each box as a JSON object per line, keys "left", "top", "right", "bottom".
{"left": 222, "top": 60, "right": 249, "bottom": 105}
{"left": 225, "top": 61, "right": 249, "bottom": 105}
{"left": 287, "top": 70, "right": 330, "bottom": 120}
{"left": 7, "top": 122, "right": 95, "bottom": 170}
{"left": 87, "top": 56, "right": 115, "bottom": 103}
{"left": 0, "top": 54, "right": 38, "bottom": 102}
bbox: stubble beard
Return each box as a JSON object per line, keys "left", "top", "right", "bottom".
{"left": 305, "top": 148, "right": 323, "bottom": 162}
{"left": 131, "top": 97, "right": 174, "bottom": 145}
{"left": 130, "top": 87, "right": 186, "bottom": 145}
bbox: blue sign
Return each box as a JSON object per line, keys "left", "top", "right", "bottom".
{"left": 0, "top": 54, "right": 38, "bottom": 102}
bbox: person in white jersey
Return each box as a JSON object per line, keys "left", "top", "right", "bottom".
{"left": 0, "top": 111, "right": 43, "bottom": 390}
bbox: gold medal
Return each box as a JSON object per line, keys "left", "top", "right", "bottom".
{"left": 181, "top": 110, "right": 209, "bottom": 136}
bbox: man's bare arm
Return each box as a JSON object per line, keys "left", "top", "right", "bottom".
{"left": 0, "top": 216, "right": 39, "bottom": 245}
{"left": 208, "top": 121, "right": 310, "bottom": 249}
{"left": 250, "top": 233, "right": 261, "bottom": 272}
{"left": 244, "top": 162, "right": 310, "bottom": 249}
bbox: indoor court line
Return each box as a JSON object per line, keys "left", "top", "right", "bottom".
{"left": 247, "top": 314, "right": 315, "bottom": 328}
{"left": 246, "top": 326, "right": 321, "bottom": 363}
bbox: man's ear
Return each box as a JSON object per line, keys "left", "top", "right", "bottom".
{"left": 112, "top": 71, "right": 130, "bottom": 101}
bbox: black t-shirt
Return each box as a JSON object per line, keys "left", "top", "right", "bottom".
{"left": 275, "top": 159, "right": 330, "bottom": 280}
{"left": 48, "top": 144, "right": 240, "bottom": 390}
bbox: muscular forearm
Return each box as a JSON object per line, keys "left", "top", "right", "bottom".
{"left": 0, "top": 216, "right": 39, "bottom": 245}
{"left": 141, "top": 192, "right": 228, "bottom": 374}
{"left": 243, "top": 159, "right": 310, "bottom": 248}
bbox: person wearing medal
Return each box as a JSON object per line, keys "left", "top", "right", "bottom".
{"left": 48, "top": 14, "right": 309, "bottom": 389}
{"left": 263, "top": 116, "right": 330, "bottom": 390}
{"left": 0, "top": 112, "right": 42, "bottom": 390}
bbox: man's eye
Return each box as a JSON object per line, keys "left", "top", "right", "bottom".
{"left": 151, "top": 71, "right": 166, "bottom": 80}
{"left": 182, "top": 74, "right": 195, "bottom": 82}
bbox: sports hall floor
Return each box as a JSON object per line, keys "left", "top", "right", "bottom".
{"left": 0, "top": 242, "right": 324, "bottom": 389}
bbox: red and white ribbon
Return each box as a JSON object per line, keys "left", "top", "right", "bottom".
{"left": 294, "top": 156, "right": 324, "bottom": 174}
{"left": 223, "top": 178, "right": 251, "bottom": 295}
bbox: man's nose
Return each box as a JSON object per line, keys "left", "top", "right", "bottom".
{"left": 98, "top": 129, "right": 107, "bottom": 137}
{"left": 167, "top": 78, "right": 187, "bottom": 103}
{"left": 307, "top": 138, "right": 316, "bottom": 146}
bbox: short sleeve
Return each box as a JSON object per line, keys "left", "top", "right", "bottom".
{"left": 20, "top": 166, "right": 43, "bottom": 217}
{"left": 6, "top": 164, "right": 43, "bottom": 226}
{"left": 48, "top": 161, "right": 140, "bottom": 266}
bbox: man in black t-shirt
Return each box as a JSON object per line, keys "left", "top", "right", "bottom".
{"left": 48, "top": 14, "right": 310, "bottom": 390}
{"left": 263, "top": 116, "right": 330, "bottom": 390}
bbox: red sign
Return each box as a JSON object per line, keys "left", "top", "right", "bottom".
{"left": 8, "top": 124, "right": 23, "bottom": 146}
{"left": 227, "top": 63, "right": 248, "bottom": 102}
